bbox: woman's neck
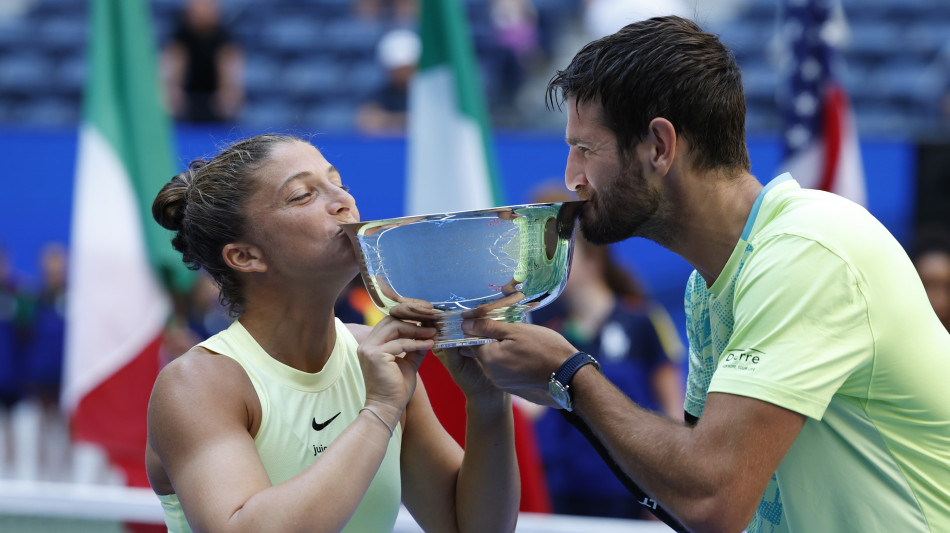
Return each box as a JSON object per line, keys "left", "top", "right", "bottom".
{"left": 238, "top": 285, "right": 341, "bottom": 373}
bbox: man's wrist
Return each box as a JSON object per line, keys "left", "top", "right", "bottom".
{"left": 549, "top": 352, "right": 601, "bottom": 411}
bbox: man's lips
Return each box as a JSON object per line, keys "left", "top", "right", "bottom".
{"left": 575, "top": 190, "right": 594, "bottom": 202}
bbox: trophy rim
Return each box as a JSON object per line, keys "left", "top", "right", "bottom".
{"left": 340, "top": 200, "right": 587, "bottom": 232}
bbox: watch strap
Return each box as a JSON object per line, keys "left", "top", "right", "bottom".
{"left": 553, "top": 351, "right": 600, "bottom": 388}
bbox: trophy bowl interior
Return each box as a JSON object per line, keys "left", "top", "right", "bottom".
{"left": 341, "top": 201, "right": 584, "bottom": 347}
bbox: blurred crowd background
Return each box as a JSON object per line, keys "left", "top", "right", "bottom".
{"left": 0, "top": 0, "right": 949, "bottom": 132}
{"left": 1, "top": 0, "right": 950, "bottom": 527}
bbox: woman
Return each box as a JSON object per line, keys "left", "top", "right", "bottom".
{"left": 146, "top": 134, "right": 519, "bottom": 532}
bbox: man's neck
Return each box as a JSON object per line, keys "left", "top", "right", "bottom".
{"left": 669, "top": 170, "right": 764, "bottom": 286}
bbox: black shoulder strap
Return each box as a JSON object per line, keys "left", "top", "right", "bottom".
{"left": 559, "top": 409, "right": 691, "bottom": 532}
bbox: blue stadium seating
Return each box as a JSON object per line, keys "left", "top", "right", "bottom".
{"left": 0, "top": 0, "right": 946, "bottom": 137}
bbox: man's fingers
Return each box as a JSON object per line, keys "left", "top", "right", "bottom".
{"left": 461, "top": 318, "right": 517, "bottom": 340}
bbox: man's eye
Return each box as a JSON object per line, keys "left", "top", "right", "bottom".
{"left": 292, "top": 192, "right": 312, "bottom": 202}
{"left": 340, "top": 184, "right": 350, "bottom": 192}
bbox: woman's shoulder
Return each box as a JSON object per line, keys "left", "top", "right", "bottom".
{"left": 154, "top": 347, "right": 253, "bottom": 406}
{"left": 150, "top": 346, "right": 260, "bottom": 434}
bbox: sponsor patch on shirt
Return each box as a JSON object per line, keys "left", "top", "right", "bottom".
{"left": 720, "top": 348, "right": 764, "bottom": 372}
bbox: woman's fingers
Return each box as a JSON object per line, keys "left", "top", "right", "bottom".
{"left": 388, "top": 299, "right": 440, "bottom": 322}
{"left": 364, "top": 316, "right": 437, "bottom": 344}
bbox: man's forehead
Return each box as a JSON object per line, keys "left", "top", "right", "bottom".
{"left": 565, "top": 99, "right": 610, "bottom": 140}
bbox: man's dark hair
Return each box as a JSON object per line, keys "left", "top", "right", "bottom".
{"left": 547, "top": 15, "right": 751, "bottom": 173}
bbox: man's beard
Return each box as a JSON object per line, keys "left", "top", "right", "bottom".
{"left": 578, "top": 160, "right": 672, "bottom": 246}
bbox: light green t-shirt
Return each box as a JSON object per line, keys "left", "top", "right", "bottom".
{"left": 684, "top": 174, "right": 950, "bottom": 532}
{"left": 160, "top": 318, "right": 403, "bottom": 533}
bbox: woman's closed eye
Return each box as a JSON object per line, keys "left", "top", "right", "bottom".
{"left": 290, "top": 190, "right": 313, "bottom": 202}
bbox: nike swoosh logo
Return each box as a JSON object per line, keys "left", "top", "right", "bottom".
{"left": 312, "top": 412, "right": 341, "bottom": 431}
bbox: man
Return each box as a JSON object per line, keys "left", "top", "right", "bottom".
{"left": 463, "top": 16, "right": 950, "bottom": 532}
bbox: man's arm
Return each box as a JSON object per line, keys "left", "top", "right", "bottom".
{"left": 466, "top": 319, "right": 805, "bottom": 533}
{"left": 568, "top": 365, "right": 804, "bottom": 532}
{"left": 559, "top": 409, "right": 690, "bottom": 532}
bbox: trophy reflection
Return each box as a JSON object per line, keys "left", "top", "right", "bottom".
{"left": 341, "top": 201, "right": 583, "bottom": 348}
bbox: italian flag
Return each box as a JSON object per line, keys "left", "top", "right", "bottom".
{"left": 406, "top": 0, "right": 504, "bottom": 215}
{"left": 63, "top": 0, "right": 190, "bottom": 487}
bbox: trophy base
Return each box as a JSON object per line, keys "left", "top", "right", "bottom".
{"left": 434, "top": 337, "right": 496, "bottom": 349}
{"left": 431, "top": 307, "right": 527, "bottom": 349}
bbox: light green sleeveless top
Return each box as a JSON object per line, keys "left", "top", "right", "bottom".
{"left": 159, "top": 318, "right": 403, "bottom": 532}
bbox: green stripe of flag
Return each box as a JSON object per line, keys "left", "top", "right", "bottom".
{"left": 409, "top": 0, "right": 504, "bottom": 211}
{"left": 85, "top": 0, "right": 191, "bottom": 292}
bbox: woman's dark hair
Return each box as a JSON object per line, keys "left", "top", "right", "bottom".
{"left": 546, "top": 15, "right": 751, "bottom": 173}
{"left": 152, "top": 133, "right": 301, "bottom": 317}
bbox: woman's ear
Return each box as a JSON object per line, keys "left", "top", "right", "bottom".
{"left": 222, "top": 242, "right": 267, "bottom": 273}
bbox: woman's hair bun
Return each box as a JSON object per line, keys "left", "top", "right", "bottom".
{"left": 151, "top": 159, "right": 207, "bottom": 232}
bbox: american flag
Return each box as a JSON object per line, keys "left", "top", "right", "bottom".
{"left": 779, "top": 0, "right": 866, "bottom": 205}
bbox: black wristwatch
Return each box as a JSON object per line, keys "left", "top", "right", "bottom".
{"left": 548, "top": 352, "right": 601, "bottom": 411}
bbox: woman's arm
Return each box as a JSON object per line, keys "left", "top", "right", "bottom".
{"left": 400, "top": 350, "right": 520, "bottom": 533}
{"left": 149, "top": 351, "right": 397, "bottom": 533}
{"left": 150, "top": 315, "right": 434, "bottom": 533}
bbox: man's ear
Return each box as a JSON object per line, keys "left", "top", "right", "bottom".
{"left": 646, "top": 117, "right": 677, "bottom": 176}
{"left": 222, "top": 242, "right": 267, "bottom": 273}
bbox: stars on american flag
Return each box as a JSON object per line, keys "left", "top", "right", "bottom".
{"left": 781, "top": 0, "right": 841, "bottom": 155}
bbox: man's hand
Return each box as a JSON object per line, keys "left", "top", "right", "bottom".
{"left": 462, "top": 319, "right": 578, "bottom": 407}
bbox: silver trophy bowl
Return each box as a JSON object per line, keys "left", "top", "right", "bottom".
{"left": 342, "top": 201, "right": 584, "bottom": 348}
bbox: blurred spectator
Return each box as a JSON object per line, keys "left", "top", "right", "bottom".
{"left": 0, "top": 246, "right": 26, "bottom": 475}
{"left": 583, "top": 0, "right": 689, "bottom": 39}
{"left": 911, "top": 226, "right": 950, "bottom": 333}
{"left": 15, "top": 242, "right": 70, "bottom": 481}
{"left": 493, "top": 0, "right": 539, "bottom": 58}
{"left": 354, "top": 0, "right": 417, "bottom": 24}
{"left": 161, "top": 271, "right": 229, "bottom": 365}
{"left": 356, "top": 28, "right": 420, "bottom": 135}
{"left": 490, "top": 0, "right": 541, "bottom": 112}
{"left": 21, "top": 243, "right": 67, "bottom": 408}
{"left": 182, "top": 271, "right": 230, "bottom": 341}
{"left": 0, "top": 246, "right": 23, "bottom": 405}
{"left": 524, "top": 188, "right": 685, "bottom": 519}
{"left": 161, "top": 0, "right": 244, "bottom": 123}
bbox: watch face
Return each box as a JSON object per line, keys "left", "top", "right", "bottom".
{"left": 548, "top": 379, "right": 572, "bottom": 411}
